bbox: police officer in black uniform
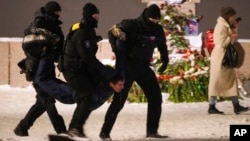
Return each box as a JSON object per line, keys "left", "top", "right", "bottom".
{"left": 14, "top": 1, "right": 67, "bottom": 136}
{"left": 99, "top": 4, "right": 169, "bottom": 140}
{"left": 61, "top": 3, "right": 118, "bottom": 139}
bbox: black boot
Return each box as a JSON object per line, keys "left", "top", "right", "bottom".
{"left": 68, "top": 128, "right": 86, "bottom": 137}
{"left": 208, "top": 104, "right": 224, "bottom": 115}
{"left": 68, "top": 101, "right": 91, "bottom": 138}
{"left": 99, "top": 131, "right": 112, "bottom": 141}
{"left": 233, "top": 103, "right": 249, "bottom": 115}
{"left": 146, "top": 133, "right": 169, "bottom": 139}
{"left": 14, "top": 124, "right": 29, "bottom": 136}
{"left": 99, "top": 107, "right": 118, "bottom": 141}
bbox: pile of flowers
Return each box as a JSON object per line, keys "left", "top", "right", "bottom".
{"left": 153, "top": 2, "right": 208, "bottom": 103}
{"left": 123, "top": 49, "right": 210, "bottom": 103}
{"left": 156, "top": 49, "right": 210, "bottom": 103}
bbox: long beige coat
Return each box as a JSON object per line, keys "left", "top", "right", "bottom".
{"left": 208, "top": 17, "right": 238, "bottom": 97}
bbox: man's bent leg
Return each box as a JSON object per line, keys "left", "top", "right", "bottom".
{"left": 100, "top": 87, "right": 130, "bottom": 140}
{"left": 34, "top": 83, "right": 67, "bottom": 134}
{"left": 136, "top": 68, "right": 165, "bottom": 137}
{"left": 68, "top": 98, "right": 92, "bottom": 137}
{"left": 45, "top": 102, "right": 67, "bottom": 134}
{"left": 14, "top": 99, "right": 45, "bottom": 136}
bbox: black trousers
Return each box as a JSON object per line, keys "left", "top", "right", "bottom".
{"left": 63, "top": 70, "right": 93, "bottom": 132}
{"left": 101, "top": 64, "right": 162, "bottom": 135}
{"left": 18, "top": 83, "right": 67, "bottom": 134}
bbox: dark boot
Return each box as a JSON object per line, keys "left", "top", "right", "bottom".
{"left": 208, "top": 104, "right": 224, "bottom": 115}
{"left": 14, "top": 123, "right": 29, "bottom": 136}
{"left": 99, "top": 131, "right": 112, "bottom": 141}
{"left": 146, "top": 133, "right": 168, "bottom": 139}
{"left": 68, "top": 128, "right": 86, "bottom": 137}
{"left": 233, "top": 103, "right": 249, "bottom": 115}
{"left": 99, "top": 107, "right": 118, "bottom": 141}
{"left": 68, "top": 100, "right": 91, "bottom": 138}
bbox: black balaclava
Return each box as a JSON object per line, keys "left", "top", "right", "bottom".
{"left": 144, "top": 4, "right": 161, "bottom": 26}
{"left": 82, "top": 3, "right": 99, "bottom": 28}
{"left": 45, "top": 1, "right": 61, "bottom": 19}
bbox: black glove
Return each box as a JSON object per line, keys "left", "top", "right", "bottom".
{"left": 158, "top": 62, "right": 167, "bottom": 74}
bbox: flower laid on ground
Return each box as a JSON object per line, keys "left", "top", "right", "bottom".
{"left": 156, "top": 50, "right": 210, "bottom": 103}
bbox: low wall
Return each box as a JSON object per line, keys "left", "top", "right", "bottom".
{"left": 0, "top": 38, "right": 250, "bottom": 87}
{"left": 0, "top": 41, "right": 9, "bottom": 85}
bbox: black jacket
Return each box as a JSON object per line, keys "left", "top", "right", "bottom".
{"left": 19, "top": 7, "right": 64, "bottom": 81}
{"left": 63, "top": 22, "right": 116, "bottom": 83}
{"left": 24, "top": 7, "right": 64, "bottom": 61}
{"left": 109, "top": 10, "right": 169, "bottom": 66}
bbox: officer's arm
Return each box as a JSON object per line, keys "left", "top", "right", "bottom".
{"left": 110, "top": 25, "right": 126, "bottom": 40}
{"left": 108, "top": 28, "right": 118, "bottom": 52}
{"left": 76, "top": 39, "right": 104, "bottom": 70}
{"left": 158, "top": 28, "right": 169, "bottom": 63}
{"left": 109, "top": 20, "right": 134, "bottom": 77}
{"left": 75, "top": 33, "right": 116, "bottom": 82}
{"left": 109, "top": 19, "right": 134, "bottom": 40}
{"left": 157, "top": 28, "right": 169, "bottom": 73}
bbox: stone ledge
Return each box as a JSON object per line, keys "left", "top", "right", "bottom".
{"left": 141, "top": 0, "right": 200, "bottom": 3}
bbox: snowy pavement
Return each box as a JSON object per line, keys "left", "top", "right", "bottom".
{"left": 1, "top": 85, "right": 250, "bottom": 141}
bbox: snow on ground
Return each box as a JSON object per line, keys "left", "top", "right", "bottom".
{"left": 1, "top": 85, "right": 250, "bottom": 141}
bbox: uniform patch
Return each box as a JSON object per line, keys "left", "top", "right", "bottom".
{"left": 84, "top": 40, "right": 90, "bottom": 48}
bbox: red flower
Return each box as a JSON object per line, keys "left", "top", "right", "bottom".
{"left": 165, "top": 31, "right": 169, "bottom": 36}
{"left": 164, "top": 75, "right": 173, "bottom": 81}
{"left": 160, "top": 3, "right": 165, "bottom": 9}
{"left": 191, "top": 75, "right": 196, "bottom": 81}
{"left": 157, "top": 75, "right": 165, "bottom": 80}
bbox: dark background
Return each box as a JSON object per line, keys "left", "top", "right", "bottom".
{"left": 0, "top": 0, "right": 146, "bottom": 38}
{"left": 0, "top": 0, "right": 249, "bottom": 39}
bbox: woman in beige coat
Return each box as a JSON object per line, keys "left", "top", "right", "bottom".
{"left": 208, "top": 6, "right": 249, "bottom": 115}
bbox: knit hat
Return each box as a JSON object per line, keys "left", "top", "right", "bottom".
{"left": 82, "top": 3, "right": 99, "bottom": 19}
{"left": 144, "top": 4, "right": 161, "bottom": 20}
{"left": 45, "top": 1, "right": 61, "bottom": 15}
